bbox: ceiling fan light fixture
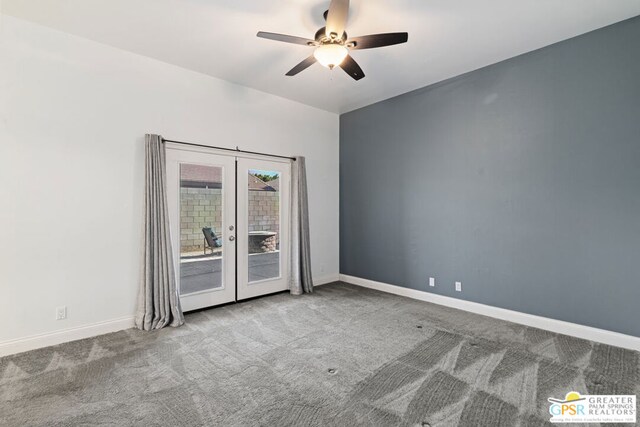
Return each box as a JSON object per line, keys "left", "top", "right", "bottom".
{"left": 313, "top": 44, "right": 348, "bottom": 69}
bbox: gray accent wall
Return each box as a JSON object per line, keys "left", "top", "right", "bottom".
{"left": 340, "top": 16, "right": 640, "bottom": 337}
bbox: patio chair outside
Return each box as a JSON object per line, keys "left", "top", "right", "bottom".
{"left": 202, "top": 227, "right": 222, "bottom": 254}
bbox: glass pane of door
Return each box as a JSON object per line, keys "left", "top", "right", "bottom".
{"left": 179, "top": 164, "right": 224, "bottom": 295}
{"left": 247, "top": 169, "right": 281, "bottom": 283}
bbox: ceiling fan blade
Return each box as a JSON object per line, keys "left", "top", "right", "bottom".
{"left": 340, "top": 54, "right": 365, "bottom": 81}
{"left": 257, "top": 31, "right": 317, "bottom": 46}
{"left": 325, "top": 0, "right": 349, "bottom": 38}
{"left": 347, "top": 32, "right": 408, "bottom": 50}
{"left": 286, "top": 55, "right": 317, "bottom": 76}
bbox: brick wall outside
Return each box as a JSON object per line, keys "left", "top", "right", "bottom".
{"left": 248, "top": 190, "right": 280, "bottom": 236}
{"left": 180, "top": 188, "right": 279, "bottom": 253}
{"left": 180, "top": 188, "right": 223, "bottom": 253}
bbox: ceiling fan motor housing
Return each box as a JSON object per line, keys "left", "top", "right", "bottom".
{"left": 314, "top": 27, "right": 348, "bottom": 45}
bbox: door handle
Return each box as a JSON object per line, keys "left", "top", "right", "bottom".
{"left": 229, "top": 235, "right": 235, "bottom": 242}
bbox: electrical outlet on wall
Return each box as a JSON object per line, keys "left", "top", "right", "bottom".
{"left": 56, "top": 306, "right": 67, "bottom": 320}
{"left": 429, "top": 277, "right": 435, "bottom": 287}
{"left": 455, "top": 281, "right": 462, "bottom": 292}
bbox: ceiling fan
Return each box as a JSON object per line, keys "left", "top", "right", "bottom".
{"left": 256, "top": 0, "right": 408, "bottom": 81}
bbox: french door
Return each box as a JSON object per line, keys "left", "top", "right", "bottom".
{"left": 237, "top": 158, "right": 290, "bottom": 300}
{"left": 166, "top": 145, "right": 290, "bottom": 311}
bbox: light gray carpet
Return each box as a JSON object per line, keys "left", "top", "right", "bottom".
{"left": 1, "top": 283, "right": 638, "bottom": 426}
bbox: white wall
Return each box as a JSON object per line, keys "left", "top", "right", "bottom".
{"left": 0, "top": 15, "right": 339, "bottom": 350}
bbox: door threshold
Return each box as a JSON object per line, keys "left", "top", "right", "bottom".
{"left": 182, "top": 290, "right": 291, "bottom": 315}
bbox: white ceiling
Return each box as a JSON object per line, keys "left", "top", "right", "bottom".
{"left": 3, "top": 0, "right": 640, "bottom": 113}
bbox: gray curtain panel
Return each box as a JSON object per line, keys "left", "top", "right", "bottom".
{"left": 135, "top": 134, "right": 185, "bottom": 330}
{"left": 289, "top": 156, "right": 314, "bottom": 295}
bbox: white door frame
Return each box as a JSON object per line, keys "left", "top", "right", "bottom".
{"left": 166, "top": 143, "right": 292, "bottom": 309}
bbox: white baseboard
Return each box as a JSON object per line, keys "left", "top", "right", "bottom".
{"left": 314, "top": 274, "right": 340, "bottom": 286}
{"left": 10, "top": 273, "right": 631, "bottom": 357}
{"left": 0, "top": 316, "right": 136, "bottom": 357}
{"left": 339, "top": 274, "right": 640, "bottom": 351}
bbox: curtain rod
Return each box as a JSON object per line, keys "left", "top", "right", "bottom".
{"left": 162, "top": 138, "right": 296, "bottom": 161}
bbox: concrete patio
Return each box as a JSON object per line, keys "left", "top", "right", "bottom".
{"left": 179, "top": 252, "right": 280, "bottom": 295}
